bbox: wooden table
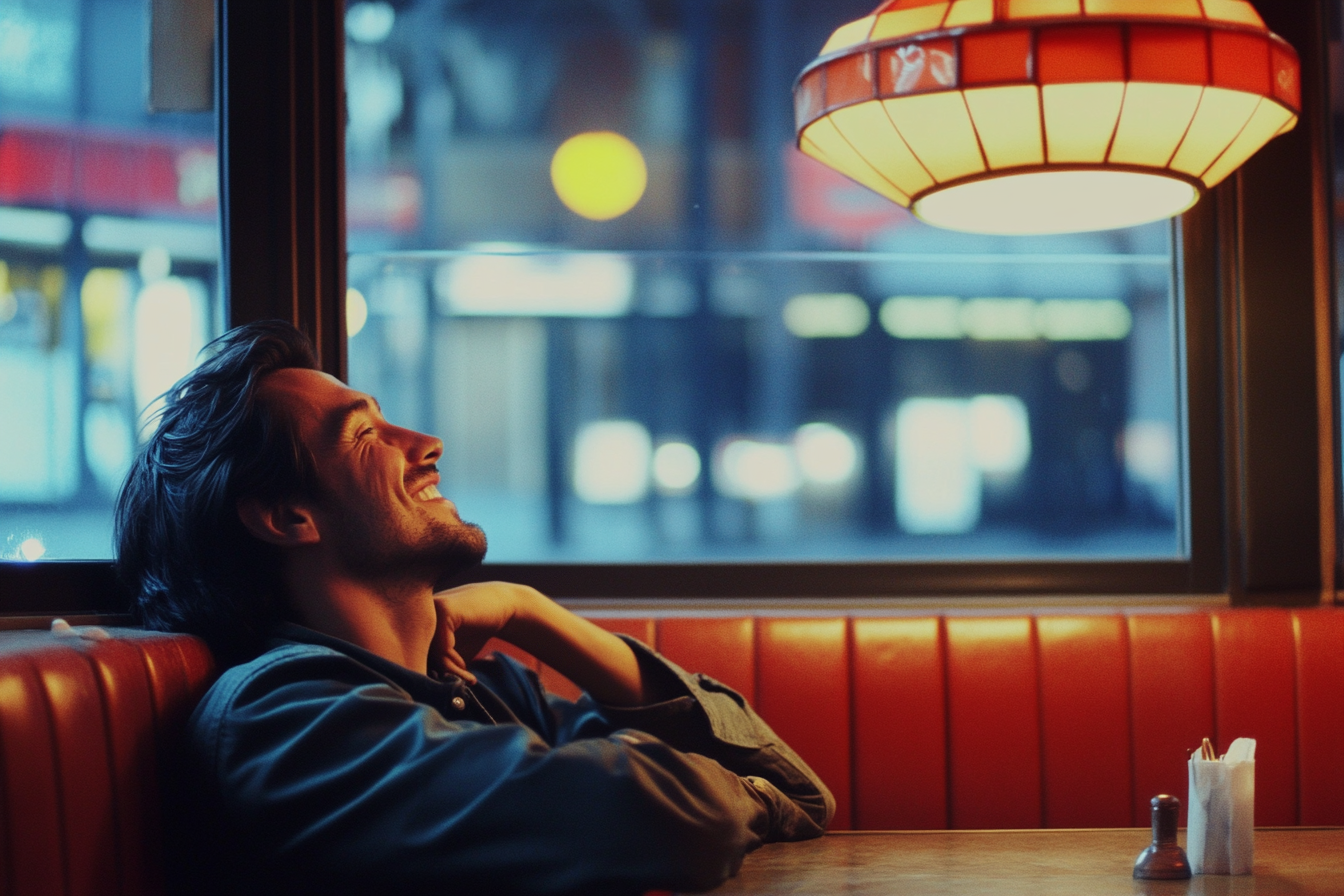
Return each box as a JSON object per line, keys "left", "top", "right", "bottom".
{"left": 706, "top": 828, "right": 1344, "bottom": 895}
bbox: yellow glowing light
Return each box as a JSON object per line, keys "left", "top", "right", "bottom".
{"left": 550, "top": 131, "right": 648, "bottom": 221}
{"left": 913, "top": 170, "right": 1199, "bottom": 235}
{"left": 346, "top": 287, "right": 369, "bottom": 337}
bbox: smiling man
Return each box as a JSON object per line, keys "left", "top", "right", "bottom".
{"left": 115, "top": 320, "right": 832, "bottom": 896}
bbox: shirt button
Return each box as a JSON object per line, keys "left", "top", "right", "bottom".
{"left": 451, "top": 696, "right": 467, "bottom": 710}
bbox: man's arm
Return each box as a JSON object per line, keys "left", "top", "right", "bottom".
{"left": 435, "top": 583, "right": 836, "bottom": 837}
{"left": 431, "top": 582, "right": 680, "bottom": 706}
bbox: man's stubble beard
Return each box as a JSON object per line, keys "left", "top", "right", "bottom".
{"left": 338, "top": 512, "right": 488, "bottom": 585}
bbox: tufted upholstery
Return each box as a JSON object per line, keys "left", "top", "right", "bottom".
{"left": 0, "top": 608, "right": 1338, "bottom": 896}
{"left": 0, "top": 627, "right": 215, "bottom": 896}
{"left": 492, "top": 607, "right": 1344, "bottom": 832}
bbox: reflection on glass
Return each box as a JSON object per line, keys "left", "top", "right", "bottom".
{"left": 345, "top": 0, "right": 1185, "bottom": 562}
{"left": 0, "top": 0, "right": 220, "bottom": 560}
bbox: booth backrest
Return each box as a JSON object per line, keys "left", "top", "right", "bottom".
{"left": 0, "top": 608, "right": 1339, "bottom": 895}
{"left": 0, "top": 628, "right": 215, "bottom": 896}
{"left": 492, "top": 607, "right": 1344, "bottom": 832}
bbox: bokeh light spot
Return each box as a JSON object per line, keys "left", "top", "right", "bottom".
{"left": 550, "top": 131, "right": 648, "bottom": 221}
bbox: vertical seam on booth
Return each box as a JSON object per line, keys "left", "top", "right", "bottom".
{"left": 1032, "top": 617, "right": 1047, "bottom": 828}
{"left": 1121, "top": 614, "right": 1138, "bottom": 827}
{"left": 27, "top": 654, "right": 71, "bottom": 896}
{"left": 1291, "top": 612, "right": 1304, "bottom": 824}
{"left": 81, "top": 647, "right": 128, "bottom": 896}
{"left": 939, "top": 616, "right": 953, "bottom": 829}
{"left": 845, "top": 618, "right": 857, "bottom": 830}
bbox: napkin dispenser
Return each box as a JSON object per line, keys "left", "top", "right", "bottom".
{"left": 1187, "top": 737, "right": 1255, "bottom": 875}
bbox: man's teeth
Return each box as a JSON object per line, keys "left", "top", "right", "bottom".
{"left": 416, "top": 484, "right": 442, "bottom": 501}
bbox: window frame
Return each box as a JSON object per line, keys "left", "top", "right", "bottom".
{"left": 0, "top": 0, "right": 1335, "bottom": 614}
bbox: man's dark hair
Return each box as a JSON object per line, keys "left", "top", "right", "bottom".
{"left": 115, "top": 320, "right": 321, "bottom": 665}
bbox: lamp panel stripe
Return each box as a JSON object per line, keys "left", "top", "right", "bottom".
{"left": 1270, "top": 42, "right": 1300, "bottom": 110}
{"left": 1042, "top": 82, "right": 1124, "bottom": 162}
{"left": 1167, "top": 85, "right": 1258, "bottom": 178}
{"left": 1129, "top": 25, "right": 1209, "bottom": 85}
{"left": 799, "top": 117, "right": 914, "bottom": 205}
{"left": 1007, "top": 0, "right": 1082, "bottom": 18}
{"left": 794, "top": 68, "right": 825, "bottom": 133}
{"left": 878, "top": 39, "right": 958, "bottom": 97}
{"left": 873, "top": 5, "right": 951, "bottom": 42}
{"left": 964, "top": 85, "right": 1046, "bottom": 169}
{"left": 1086, "top": 0, "right": 1201, "bottom": 16}
{"left": 1200, "top": 0, "right": 1265, "bottom": 28}
{"left": 1038, "top": 25, "right": 1125, "bottom": 84}
{"left": 877, "top": 0, "right": 949, "bottom": 9}
{"left": 1210, "top": 30, "right": 1271, "bottom": 96}
{"left": 824, "top": 53, "right": 877, "bottom": 111}
{"left": 1109, "top": 82, "right": 1202, "bottom": 167}
{"left": 961, "top": 29, "right": 1033, "bottom": 85}
{"left": 821, "top": 16, "right": 878, "bottom": 55}
{"left": 883, "top": 92, "right": 986, "bottom": 182}
{"left": 1199, "top": 96, "right": 1293, "bottom": 188}
{"left": 945, "top": 0, "right": 994, "bottom": 28}
{"left": 833, "top": 102, "right": 936, "bottom": 195}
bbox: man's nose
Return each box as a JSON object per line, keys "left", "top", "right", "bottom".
{"left": 397, "top": 426, "right": 443, "bottom": 465}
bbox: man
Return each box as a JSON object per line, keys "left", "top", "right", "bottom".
{"left": 115, "top": 320, "right": 832, "bottom": 895}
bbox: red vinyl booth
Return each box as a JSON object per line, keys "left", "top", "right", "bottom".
{"left": 0, "top": 607, "right": 1340, "bottom": 895}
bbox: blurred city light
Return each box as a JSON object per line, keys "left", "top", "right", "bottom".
{"left": 794, "top": 422, "right": 861, "bottom": 487}
{"left": 1123, "top": 420, "right": 1177, "bottom": 487}
{"left": 714, "top": 438, "right": 800, "bottom": 502}
{"left": 967, "top": 395, "right": 1031, "bottom": 476}
{"left": 436, "top": 250, "right": 633, "bottom": 317}
{"left": 960, "top": 298, "right": 1038, "bottom": 341}
{"left": 138, "top": 246, "right": 171, "bottom": 282}
{"left": 345, "top": 2, "right": 395, "bottom": 43}
{"left": 0, "top": 207, "right": 72, "bottom": 248}
{"left": 894, "top": 399, "right": 980, "bottom": 534}
{"left": 1036, "top": 299, "right": 1132, "bottom": 341}
{"left": 881, "top": 296, "right": 1131, "bottom": 341}
{"left": 573, "top": 420, "right": 652, "bottom": 504}
{"left": 652, "top": 441, "right": 701, "bottom": 493}
{"left": 782, "top": 293, "right": 870, "bottom": 338}
{"left": 550, "top": 131, "right": 648, "bottom": 221}
{"left": 133, "top": 277, "right": 206, "bottom": 436}
{"left": 346, "top": 287, "right": 369, "bottom": 337}
{"left": 879, "top": 296, "right": 963, "bottom": 339}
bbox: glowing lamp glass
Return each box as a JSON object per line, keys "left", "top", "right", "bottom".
{"left": 795, "top": 1, "right": 1299, "bottom": 234}
{"left": 913, "top": 169, "right": 1200, "bottom": 235}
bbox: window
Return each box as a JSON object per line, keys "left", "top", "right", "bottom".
{"left": 0, "top": 1, "right": 1329, "bottom": 611}
{"left": 0, "top": 0, "right": 220, "bottom": 562}
{"left": 342, "top": 0, "right": 1193, "bottom": 569}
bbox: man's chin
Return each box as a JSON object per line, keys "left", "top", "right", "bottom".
{"left": 430, "top": 523, "right": 487, "bottom": 590}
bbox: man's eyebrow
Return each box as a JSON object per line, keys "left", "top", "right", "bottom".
{"left": 328, "top": 396, "right": 382, "bottom": 442}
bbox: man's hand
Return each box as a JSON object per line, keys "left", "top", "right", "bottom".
{"left": 430, "top": 581, "right": 669, "bottom": 707}
{"left": 430, "top": 581, "right": 541, "bottom": 683}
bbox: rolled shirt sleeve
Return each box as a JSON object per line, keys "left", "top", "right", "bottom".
{"left": 186, "top": 631, "right": 831, "bottom": 895}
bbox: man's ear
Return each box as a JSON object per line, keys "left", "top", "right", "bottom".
{"left": 236, "top": 495, "right": 321, "bottom": 546}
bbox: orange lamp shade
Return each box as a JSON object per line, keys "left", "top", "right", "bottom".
{"left": 794, "top": 0, "right": 1300, "bottom": 234}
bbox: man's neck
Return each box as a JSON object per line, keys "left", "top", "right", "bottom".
{"left": 284, "top": 567, "right": 437, "bottom": 675}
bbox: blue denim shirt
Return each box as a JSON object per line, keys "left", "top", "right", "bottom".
{"left": 181, "top": 623, "right": 833, "bottom": 895}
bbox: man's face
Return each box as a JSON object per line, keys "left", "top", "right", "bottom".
{"left": 258, "top": 368, "right": 486, "bottom": 583}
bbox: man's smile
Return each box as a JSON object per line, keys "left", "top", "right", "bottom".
{"left": 415, "top": 484, "right": 444, "bottom": 502}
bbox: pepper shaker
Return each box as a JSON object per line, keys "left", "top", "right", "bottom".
{"left": 1133, "top": 794, "right": 1192, "bottom": 880}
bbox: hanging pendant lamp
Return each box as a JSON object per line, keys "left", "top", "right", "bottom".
{"left": 794, "top": 0, "right": 1300, "bottom": 235}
